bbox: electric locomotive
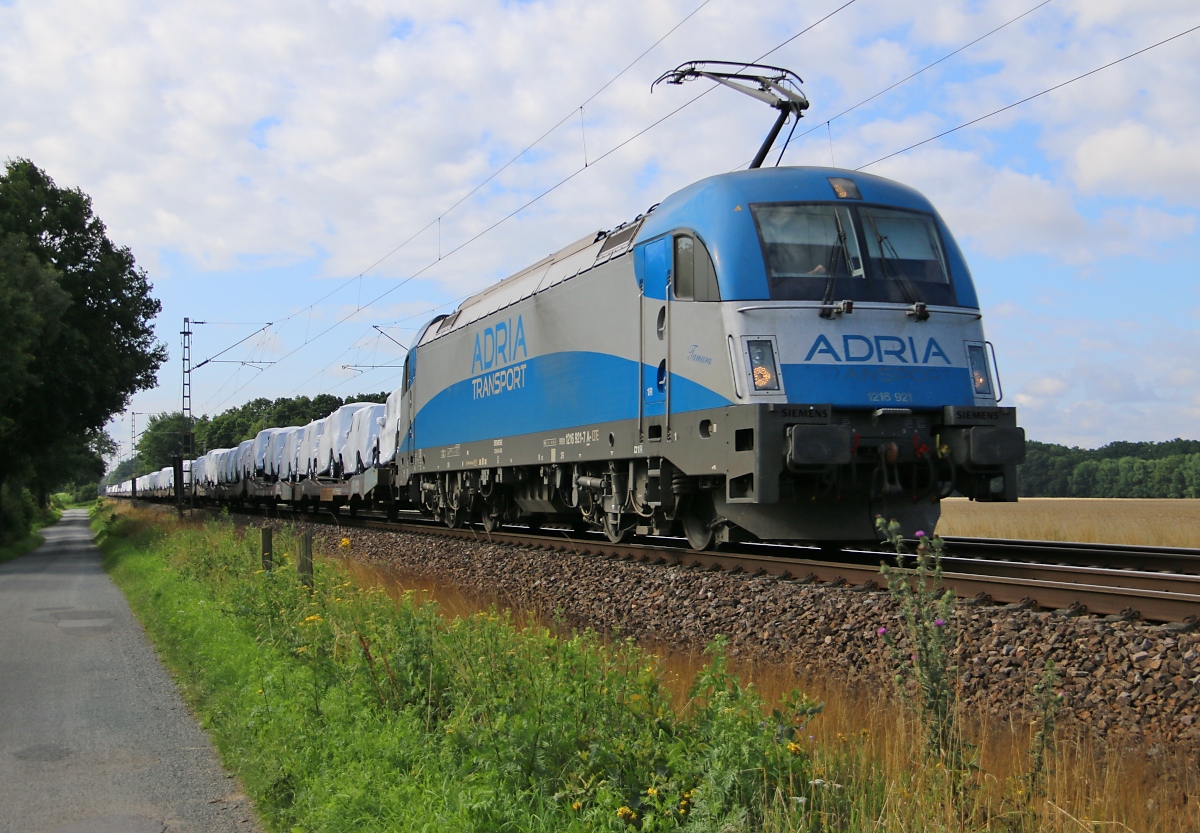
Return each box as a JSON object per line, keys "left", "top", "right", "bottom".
{"left": 390, "top": 161, "right": 1024, "bottom": 547}
{"left": 387, "top": 62, "right": 1024, "bottom": 547}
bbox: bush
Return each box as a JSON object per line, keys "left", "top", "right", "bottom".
{"left": 1, "top": 482, "right": 38, "bottom": 542}
{"left": 62, "top": 479, "right": 102, "bottom": 505}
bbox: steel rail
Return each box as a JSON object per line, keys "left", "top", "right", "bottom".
{"left": 276, "top": 509, "right": 1200, "bottom": 624}
{"left": 163, "top": 501, "right": 1200, "bottom": 624}
{"left": 936, "top": 536, "right": 1200, "bottom": 575}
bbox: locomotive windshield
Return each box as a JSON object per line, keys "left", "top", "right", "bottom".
{"left": 751, "top": 203, "right": 956, "bottom": 306}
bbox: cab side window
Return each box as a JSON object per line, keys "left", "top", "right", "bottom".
{"left": 673, "top": 233, "right": 720, "bottom": 301}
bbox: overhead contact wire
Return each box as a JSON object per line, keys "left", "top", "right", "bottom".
{"left": 211, "top": 0, "right": 864, "bottom": 408}
{"left": 856, "top": 22, "right": 1200, "bottom": 170}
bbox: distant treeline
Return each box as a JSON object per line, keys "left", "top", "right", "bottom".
{"left": 1019, "top": 439, "right": 1200, "bottom": 498}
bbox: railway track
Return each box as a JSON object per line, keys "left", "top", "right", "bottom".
{"left": 184, "top": 502, "right": 1200, "bottom": 624}
{"left": 937, "top": 536, "right": 1200, "bottom": 576}
{"left": 306, "top": 512, "right": 1200, "bottom": 625}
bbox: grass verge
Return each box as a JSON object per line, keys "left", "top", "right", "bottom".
{"left": 96, "top": 505, "right": 825, "bottom": 832}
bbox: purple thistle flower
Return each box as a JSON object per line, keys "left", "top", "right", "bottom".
{"left": 877, "top": 626, "right": 887, "bottom": 635}
{"left": 934, "top": 618, "right": 945, "bottom": 627}
{"left": 915, "top": 530, "right": 925, "bottom": 538}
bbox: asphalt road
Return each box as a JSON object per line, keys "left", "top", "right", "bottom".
{"left": 0, "top": 510, "right": 260, "bottom": 833}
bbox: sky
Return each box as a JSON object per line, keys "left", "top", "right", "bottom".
{"left": 2, "top": 0, "right": 1197, "bottom": 461}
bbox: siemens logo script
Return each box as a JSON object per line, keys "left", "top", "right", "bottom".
{"left": 471, "top": 315, "right": 528, "bottom": 374}
{"left": 804, "top": 334, "right": 952, "bottom": 365}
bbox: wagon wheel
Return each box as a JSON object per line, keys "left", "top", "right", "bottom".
{"left": 681, "top": 492, "right": 716, "bottom": 551}
{"left": 603, "top": 512, "right": 632, "bottom": 544}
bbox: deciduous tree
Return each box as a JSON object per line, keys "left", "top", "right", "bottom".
{"left": 0, "top": 159, "right": 165, "bottom": 533}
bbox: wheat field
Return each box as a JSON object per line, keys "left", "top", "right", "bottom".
{"left": 936, "top": 497, "right": 1200, "bottom": 548}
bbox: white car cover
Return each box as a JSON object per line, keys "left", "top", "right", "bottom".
{"left": 210, "top": 449, "right": 232, "bottom": 484}
{"left": 280, "top": 428, "right": 305, "bottom": 480}
{"left": 316, "top": 403, "right": 373, "bottom": 477}
{"left": 235, "top": 440, "right": 255, "bottom": 481}
{"left": 154, "top": 467, "right": 174, "bottom": 494}
{"left": 298, "top": 418, "right": 327, "bottom": 479}
{"left": 251, "top": 428, "right": 285, "bottom": 477}
{"left": 378, "top": 387, "right": 404, "bottom": 466}
{"left": 190, "top": 456, "right": 206, "bottom": 486}
{"left": 267, "top": 426, "right": 303, "bottom": 478}
{"left": 222, "top": 445, "right": 241, "bottom": 483}
{"left": 345, "top": 403, "right": 386, "bottom": 474}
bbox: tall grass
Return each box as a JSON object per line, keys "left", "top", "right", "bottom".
{"left": 99, "top": 505, "right": 1199, "bottom": 832}
{"left": 344, "top": 526, "right": 1200, "bottom": 832}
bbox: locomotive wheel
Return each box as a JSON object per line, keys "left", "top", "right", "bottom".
{"left": 682, "top": 493, "right": 716, "bottom": 551}
{"left": 444, "top": 504, "right": 467, "bottom": 529}
{"left": 481, "top": 511, "right": 502, "bottom": 533}
{"left": 603, "top": 513, "right": 632, "bottom": 544}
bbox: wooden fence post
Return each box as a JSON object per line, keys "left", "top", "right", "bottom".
{"left": 261, "top": 527, "right": 273, "bottom": 571}
{"left": 299, "top": 532, "right": 313, "bottom": 589}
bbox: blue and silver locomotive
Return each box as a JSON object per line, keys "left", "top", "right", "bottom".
{"left": 394, "top": 162, "right": 1024, "bottom": 546}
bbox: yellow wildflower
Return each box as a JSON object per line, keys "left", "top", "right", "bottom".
{"left": 296, "top": 646, "right": 307, "bottom": 653}
{"left": 616, "top": 806, "right": 637, "bottom": 822}
{"left": 571, "top": 802, "right": 582, "bottom": 811}
{"left": 304, "top": 614, "right": 323, "bottom": 623}
{"left": 787, "top": 741, "right": 803, "bottom": 756}
{"left": 339, "top": 537, "right": 351, "bottom": 548}
{"left": 646, "top": 787, "right": 658, "bottom": 797}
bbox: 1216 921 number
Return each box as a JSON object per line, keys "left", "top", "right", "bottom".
{"left": 867, "top": 391, "right": 914, "bottom": 403}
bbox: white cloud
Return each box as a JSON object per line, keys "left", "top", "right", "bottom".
{"left": 4, "top": 0, "right": 1197, "bottom": 444}
{"left": 1072, "top": 122, "right": 1200, "bottom": 206}
{"left": 1025, "top": 376, "right": 1070, "bottom": 398}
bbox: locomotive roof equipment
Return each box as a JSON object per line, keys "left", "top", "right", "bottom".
{"left": 652, "top": 61, "right": 810, "bottom": 169}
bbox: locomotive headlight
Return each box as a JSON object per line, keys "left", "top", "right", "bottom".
{"left": 967, "top": 344, "right": 993, "bottom": 396}
{"left": 747, "top": 340, "right": 780, "bottom": 391}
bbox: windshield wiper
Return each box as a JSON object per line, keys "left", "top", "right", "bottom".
{"left": 865, "top": 215, "right": 928, "bottom": 319}
{"left": 819, "top": 212, "right": 854, "bottom": 319}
